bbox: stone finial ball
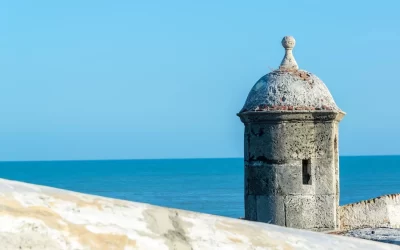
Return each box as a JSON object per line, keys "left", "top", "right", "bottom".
{"left": 281, "top": 36, "right": 296, "bottom": 49}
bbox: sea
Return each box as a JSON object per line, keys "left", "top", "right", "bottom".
{"left": 0, "top": 156, "right": 399, "bottom": 219}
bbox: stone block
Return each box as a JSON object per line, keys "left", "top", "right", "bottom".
{"left": 285, "top": 195, "right": 337, "bottom": 231}
{"left": 245, "top": 165, "right": 275, "bottom": 195}
{"left": 245, "top": 195, "right": 257, "bottom": 221}
{"left": 313, "top": 158, "right": 337, "bottom": 195}
{"left": 246, "top": 123, "right": 282, "bottom": 160}
{"left": 256, "top": 195, "right": 285, "bottom": 226}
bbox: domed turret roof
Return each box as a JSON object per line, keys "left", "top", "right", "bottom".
{"left": 240, "top": 36, "right": 340, "bottom": 113}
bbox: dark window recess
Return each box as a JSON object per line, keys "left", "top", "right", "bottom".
{"left": 334, "top": 136, "right": 338, "bottom": 154}
{"left": 302, "top": 159, "right": 312, "bottom": 185}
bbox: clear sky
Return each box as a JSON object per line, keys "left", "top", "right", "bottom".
{"left": 0, "top": 1, "right": 399, "bottom": 161}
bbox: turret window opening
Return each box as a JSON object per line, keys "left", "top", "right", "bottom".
{"left": 302, "top": 159, "right": 312, "bottom": 185}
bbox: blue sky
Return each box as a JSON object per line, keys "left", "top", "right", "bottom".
{"left": 0, "top": 1, "right": 399, "bottom": 161}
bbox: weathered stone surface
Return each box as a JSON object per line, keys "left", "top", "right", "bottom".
{"left": 245, "top": 164, "right": 276, "bottom": 195}
{"left": 341, "top": 228, "right": 400, "bottom": 246}
{"left": 255, "top": 195, "right": 285, "bottom": 225}
{"left": 238, "top": 36, "right": 345, "bottom": 232}
{"left": 240, "top": 36, "right": 340, "bottom": 113}
{"left": 242, "top": 119, "right": 339, "bottom": 161}
{"left": 238, "top": 35, "right": 400, "bottom": 237}
{"left": 285, "top": 195, "right": 337, "bottom": 230}
{"left": 240, "top": 69, "right": 340, "bottom": 112}
{"left": 340, "top": 194, "right": 400, "bottom": 230}
{"left": 0, "top": 178, "right": 398, "bottom": 250}
{"left": 240, "top": 112, "right": 342, "bottom": 231}
{"left": 244, "top": 195, "right": 257, "bottom": 221}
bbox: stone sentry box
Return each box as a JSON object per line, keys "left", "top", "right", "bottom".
{"left": 238, "top": 36, "right": 345, "bottom": 232}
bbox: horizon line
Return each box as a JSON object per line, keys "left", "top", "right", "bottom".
{"left": 1, "top": 154, "right": 399, "bottom": 163}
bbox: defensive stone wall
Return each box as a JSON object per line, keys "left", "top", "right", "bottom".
{"left": 340, "top": 194, "right": 400, "bottom": 230}
{"left": 0, "top": 178, "right": 397, "bottom": 250}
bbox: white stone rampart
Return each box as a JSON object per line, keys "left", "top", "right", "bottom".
{"left": 340, "top": 194, "right": 400, "bottom": 230}
{"left": 0, "top": 178, "right": 397, "bottom": 250}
